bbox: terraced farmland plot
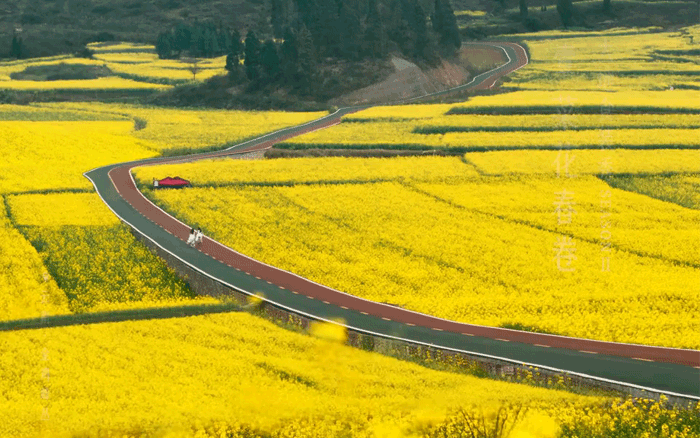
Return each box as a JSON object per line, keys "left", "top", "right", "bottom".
{"left": 0, "top": 202, "right": 68, "bottom": 322}
{"left": 0, "top": 121, "right": 158, "bottom": 193}
{"left": 134, "top": 156, "right": 479, "bottom": 186}
{"left": 144, "top": 157, "right": 700, "bottom": 349}
{"left": 5, "top": 193, "right": 193, "bottom": 313}
{"left": 280, "top": 120, "right": 699, "bottom": 151}
{"left": 42, "top": 102, "right": 326, "bottom": 154}
{"left": 281, "top": 91, "right": 700, "bottom": 152}
{"left": 466, "top": 149, "right": 700, "bottom": 175}
{"left": 508, "top": 25, "right": 700, "bottom": 91}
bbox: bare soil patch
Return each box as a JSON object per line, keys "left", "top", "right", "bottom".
{"left": 329, "top": 45, "right": 508, "bottom": 107}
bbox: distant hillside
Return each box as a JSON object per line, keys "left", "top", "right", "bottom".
{"left": 0, "top": 0, "right": 268, "bottom": 58}
{"left": 1, "top": 0, "right": 698, "bottom": 60}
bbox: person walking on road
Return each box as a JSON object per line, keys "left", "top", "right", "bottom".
{"left": 187, "top": 228, "right": 196, "bottom": 247}
{"left": 195, "top": 227, "right": 204, "bottom": 247}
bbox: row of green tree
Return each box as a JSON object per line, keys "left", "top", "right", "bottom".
{"left": 157, "top": 0, "right": 461, "bottom": 63}
{"left": 156, "top": 22, "right": 235, "bottom": 59}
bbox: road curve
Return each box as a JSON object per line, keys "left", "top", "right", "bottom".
{"left": 85, "top": 42, "right": 700, "bottom": 399}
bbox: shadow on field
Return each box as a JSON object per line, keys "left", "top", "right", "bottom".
{"left": 0, "top": 302, "right": 243, "bottom": 332}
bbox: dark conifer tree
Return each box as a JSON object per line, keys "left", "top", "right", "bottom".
{"left": 363, "top": 0, "right": 386, "bottom": 58}
{"left": 174, "top": 23, "right": 192, "bottom": 54}
{"left": 10, "top": 35, "right": 23, "bottom": 59}
{"left": 338, "top": 0, "right": 362, "bottom": 59}
{"left": 261, "top": 40, "right": 281, "bottom": 80}
{"left": 296, "top": 25, "right": 317, "bottom": 89}
{"left": 520, "top": 0, "right": 528, "bottom": 18}
{"left": 432, "top": 0, "right": 460, "bottom": 51}
{"left": 244, "top": 31, "right": 262, "bottom": 80}
{"left": 411, "top": 2, "right": 429, "bottom": 58}
{"left": 280, "top": 26, "right": 299, "bottom": 81}
{"left": 156, "top": 32, "right": 175, "bottom": 59}
{"left": 556, "top": 0, "right": 576, "bottom": 28}
{"left": 271, "top": 0, "right": 287, "bottom": 38}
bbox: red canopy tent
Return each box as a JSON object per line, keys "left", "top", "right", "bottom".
{"left": 154, "top": 176, "right": 191, "bottom": 188}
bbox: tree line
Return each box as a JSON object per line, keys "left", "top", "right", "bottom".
{"left": 156, "top": 0, "right": 462, "bottom": 86}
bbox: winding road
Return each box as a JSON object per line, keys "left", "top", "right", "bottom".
{"left": 85, "top": 42, "right": 700, "bottom": 400}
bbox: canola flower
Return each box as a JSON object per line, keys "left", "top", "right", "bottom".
{"left": 0, "top": 311, "right": 599, "bottom": 438}
{"left": 284, "top": 90, "right": 700, "bottom": 152}
{"left": 466, "top": 149, "right": 700, "bottom": 175}
{"left": 106, "top": 61, "right": 226, "bottom": 83}
{"left": 0, "top": 201, "right": 68, "bottom": 321}
{"left": 146, "top": 164, "right": 700, "bottom": 348}
{"left": 0, "top": 104, "right": 127, "bottom": 121}
{"left": 415, "top": 114, "right": 700, "bottom": 131}
{"left": 605, "top": 173, "right": 700, "bottom": 210}
{"left": 42, "top": 102, "right": 326, "bottom": 153}
{"left": 0, "top": 77, "right": 170, "bottom": 90}
{"left": 0, "top": 57, "right": 103, "bottom": 81}
{"left": 281, "top": 120, "right": 699, "bottom": 150}
{"left": 510, "top": 24, "right": 700, "bottom": 91}
{"left": 86, "top": 41, "right": 156, "bottom": 52}
{"left": 6, "top": 193, "right": 193, "bottom": 312}
{"left": 418, "top": 175, "right": 700, "bottom": 266}
{"left": 134, "top": 155, "right": 478, "bottom": 186}
{"left": 0, "top": 121, "right": 158, "bottom": 193}
{"left": 557, "top": 397, "right": 700, "bottom": 438}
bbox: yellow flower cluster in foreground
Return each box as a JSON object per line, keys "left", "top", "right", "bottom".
{"left": 146, "top": 157, "right": 700, "bottom": 348}
{"left": 0, "top": 203, "right": 68, "bottom": 321}
{"left": 557, "top": 398, "right": 700, "bottom": 438}
{"left": 134, "top": 156, "right": 478, "bottom": 185}
{"left": 0, "top": 121, "right": 157, "bottom": 193}
{"left": 0, "top": 311, "right": 598, "bottom": 438}
{"left": 43, "top": 102, "right": 326, "bottom": 153}
{"left": 466, "top": 149, "right": 700, "bottom": 175}
{"left": 6, "top": 193, "right": 193, "bottom": 312}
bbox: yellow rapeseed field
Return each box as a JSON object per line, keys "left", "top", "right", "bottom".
{"left": 43, "top": 102, "right": 326, "bottom": 153}
{"left": 284, "top": 90, "right": 700, "bottom": 152}
{"left": 145, "top": 158, "right": 700, "bottom": 348}
{"left": 106, "top": 60, "right": 226, "bottom": 83}
{"left": 605, "top": 173, "right": 700, "bottom": 210}
{"left": 509, "top": 25, "right": 700, "bottom": 91}
{"left": 6, "top": 193, "right": 193, "bottom": 312}
{"left": 0, "top": 202, "right": 68, "bottom": 321}
{"left": 134, "top": 156, "right": 479, "bottom": 186}
{"left": 0, "top": 77, "right": 170, "bottom": 90}
{"left": 282, "top": 120, "right": 699, "bottom": 150}
{"left": 0, "top": 104, "right": 127, "bottom": 121}
{"left": 466, "top": 149, "right": 700, "bottom": 175}
{"left": 0, "top": 121, "right": 157, "bottom": 193}
{"left": 418, "top": 175, "right": 700, "bottom": 266}
{"left": 0, "top": 311, "right": 600, "bottom": 438}
{"left": 415, "top": 114, "right": 700, "bottom": 130}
